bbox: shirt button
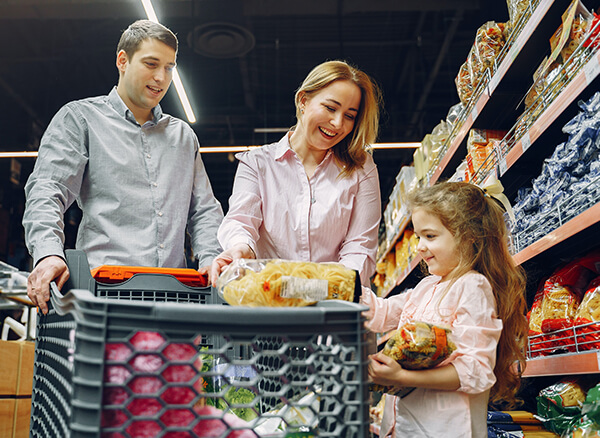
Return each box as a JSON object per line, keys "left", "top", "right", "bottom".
{"left": 159, "top": 243, "right": 165, "bottom": 249}
{"left": 147, "top": 154, "right": 151, "bottom": 159}
{"left": 153, "top": 182, "right": 158, "bottom": 187}
{"left": 158, "top": 211, "right": 163, "bottom": 216}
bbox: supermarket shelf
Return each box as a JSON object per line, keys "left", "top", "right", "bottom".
{"left": 513, "top": 201, "right": 600, "bottom": 265}
{"left": 500, "top": 49, "right": 600, "bottom": 176}
{"left": 379, "top": 255, "right": 422, "bottom": 299}
{"left": 377, "top": 216, "right": 410, "bottom": 265}
{"left": 428, "top": 0, "right": 569, "bottom": 185}
{"left": 378, "top": 0, "right": 572, "bottom": 280}
{"left": 523, "top": 351, "right": 600, "bottom": 377}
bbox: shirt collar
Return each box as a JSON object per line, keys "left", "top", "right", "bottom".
{"left": 107, "top": 86, "right": 163, "bottom": 125}
{"left": 274, "top": 132, "right": 334, "bottom": 164}
{"left": 273, "top": 132, "right": 294, "bottom": 160}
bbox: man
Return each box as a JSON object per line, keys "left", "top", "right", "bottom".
{"left": 23, "top": 20, "right": 223, "bottom": 314}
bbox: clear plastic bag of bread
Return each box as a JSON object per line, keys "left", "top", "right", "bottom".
{"left": 216, "top": 258, "right": 359, "bottom": 307}
{"left": 537, "top": 379, "right": 587, "bottom": 435}
{"left": 370, "top": 321, "right": 456, "bottom": 396}
{"left": 455, "top": 22, "right": 506, "bottom": 105}
{"left": 506, "top": 0, "right": 531, "bottom": 35}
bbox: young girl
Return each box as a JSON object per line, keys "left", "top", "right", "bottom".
{"left": 363, "top": 181, "right": 527, "bottom": 438}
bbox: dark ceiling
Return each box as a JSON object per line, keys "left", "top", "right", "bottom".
{"left": 0, "top": 0, "right": 511, "bottom": 211}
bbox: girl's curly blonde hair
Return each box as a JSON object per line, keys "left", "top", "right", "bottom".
{"left": 408, "top": 181, "right": 528, "bottom": 408}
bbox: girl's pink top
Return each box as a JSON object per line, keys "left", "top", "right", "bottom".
{"left": 362, "top": 271, "right": 502, "bottom": 438}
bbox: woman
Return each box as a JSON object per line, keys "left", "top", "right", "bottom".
{"left": 210, "top": 60, "right": 382, "bottom": 287}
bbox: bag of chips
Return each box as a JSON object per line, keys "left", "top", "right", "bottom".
{"left": 537, "top": 379, "right": 586, "bottom": 435}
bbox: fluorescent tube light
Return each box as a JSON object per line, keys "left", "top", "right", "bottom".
{"left": 0, "top": 142, "right": 419, "bottom": 158}
{"left": 0, "top": 151, "right": 39, "bottom": 158}
{"left": 141, "top": 0, "right": 159, "bottom": 23}
{"left": 372, "top": 142, "right": 421, "bottom": 149}
{"left": 253, "top": 127, "right": 290, "bottom": 133}
{"left": 140, "top": 0, "right": 196, "bottom": 124}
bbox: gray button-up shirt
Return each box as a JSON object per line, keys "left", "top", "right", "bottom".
{"left": 23, "top": 87, "right": 223, "bottom": 269}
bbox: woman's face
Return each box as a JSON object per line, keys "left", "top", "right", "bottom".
{"left": 298, "top": 79, "right": 361, "bottom": 153}
{"left": 412, "top": 208, "right": 460, "bottom": 282}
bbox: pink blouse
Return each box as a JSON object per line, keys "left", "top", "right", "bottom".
{"left": 361, "top": 272, "right": 502, "bottom": 438}
{"left": 217, "top": 134, "right": 381, "bottom": 285}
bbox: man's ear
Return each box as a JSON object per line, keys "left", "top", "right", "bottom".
{"left": 116, "top": 50, "right": 128, "bottom": 74}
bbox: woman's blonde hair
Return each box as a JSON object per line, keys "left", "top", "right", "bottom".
{"left": 294, "top": 60, "right": 382, "bottom": 177}
{"left": 408, "top": 181, "right": 528, "bottom": 409}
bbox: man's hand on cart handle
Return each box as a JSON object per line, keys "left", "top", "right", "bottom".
{"left": 27, "top": 255, "right": 70, "bottom": 315}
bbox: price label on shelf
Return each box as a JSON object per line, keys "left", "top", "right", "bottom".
{"left": 584, "top": 53, "right": 600, "bottom": 85}
{"left": 521, "top": 132, "right": 531, "bottom": 153}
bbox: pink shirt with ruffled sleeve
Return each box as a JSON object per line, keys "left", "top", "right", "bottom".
{"left": 361, "top": 271, "right": 502, "bottom": 438}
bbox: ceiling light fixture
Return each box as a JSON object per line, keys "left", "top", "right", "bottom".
{"left": 0, "top": 151, "right": 39, "bottom": 158}
{"left": 0, "top": 142, "right": 419, "bottom": 159}
{"left": 253, "top": 127, "right": 290, "bottom": 133}
{"left": 372, "top": 142, "right": 421, "bottom": 149}
{"left": 141, "top": 0, "right": 196, "bottom": 124}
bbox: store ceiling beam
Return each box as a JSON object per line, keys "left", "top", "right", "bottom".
{"left": 0, "top": 0, "right": 481, "bottom": 20}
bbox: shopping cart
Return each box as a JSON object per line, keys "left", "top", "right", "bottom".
{"left": 29, "top": 250, "right": 371, "bottom": 437}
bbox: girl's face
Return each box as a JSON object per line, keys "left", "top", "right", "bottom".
{"left": 297, "top": 79, "right": 361, "bottom": 153}
{"left": 412, "top": 208, "right": 460, "bottom": 282}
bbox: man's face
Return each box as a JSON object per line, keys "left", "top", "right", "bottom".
{"left": 116, "top": 38, "right": 176, "bottom": 121}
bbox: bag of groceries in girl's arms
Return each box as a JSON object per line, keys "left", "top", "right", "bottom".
{"left": 370, "top": 321, "right": 456, "bottom": 397}
{"left": 215, "top": 258, "right": 359, "bottom": 307}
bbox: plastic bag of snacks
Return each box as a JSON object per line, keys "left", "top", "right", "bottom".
{"left": 370, "top": 321, "right": 455, "bottom": 397}
{"left": 575, "top": 276, "right": 600, "bottom": 351}
{"left": 582, "top": 383, "right": 600, "bottom": 425}
{"left": 455, "top": 21, "right": 507, "bottom": 105}
{"left": 506, "top": 0, "right": 531, "bottom": 32}
{"left": 528, "top": 252, "right": 600, "bottom": 355}
{"left": 564, "top": 383, "right": 600, "bottom": 437}
{"left": 216, "top": 259, "right": 359, "bottom": 307}
{"left": 537, "top": 379, "right": 586, "bottom": 435}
